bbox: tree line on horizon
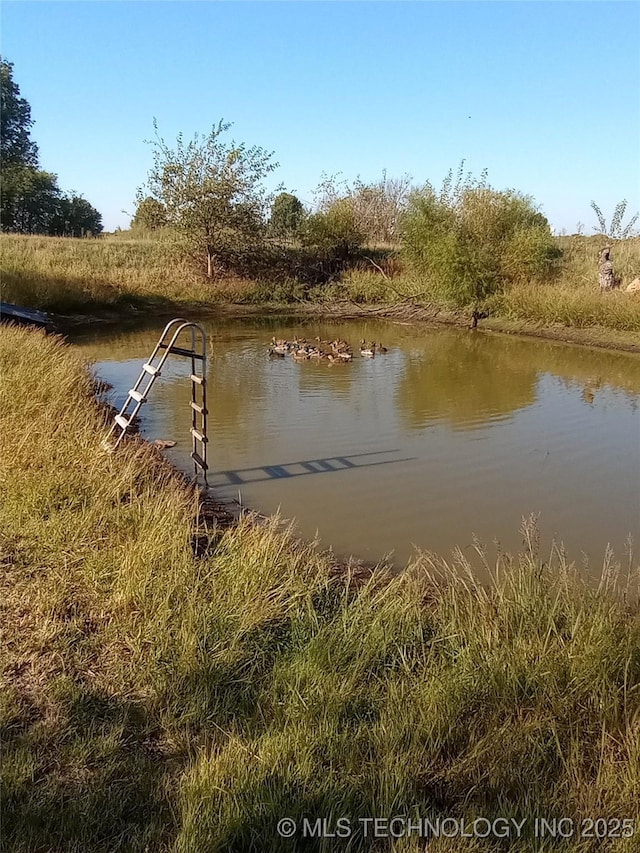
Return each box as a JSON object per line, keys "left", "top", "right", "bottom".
{"left": 131, "top": 120, "right": 563, "bottom": 304}
{"left": 3, "top": 57, "right": 636, "bottom": 307}
{"left": 0, "top": 57, "right": 103, "bottom": 237}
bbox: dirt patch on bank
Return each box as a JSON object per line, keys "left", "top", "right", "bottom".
{"left": 227, "top": 300, "right": 640, "bottom": 354}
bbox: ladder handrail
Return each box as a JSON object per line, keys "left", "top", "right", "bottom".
{"left": 146, "top": 320, "right": 201, "bottom": 371}
{"left": 104, "top": 320, "right": 209, "bottom": 487}
{"left": 106, "top": 320, "right": 200, "bottom": 440}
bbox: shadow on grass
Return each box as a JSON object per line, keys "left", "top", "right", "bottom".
{"left": 0, "top": 269, "right": 213, "bottom": 319}
{"left": 1, "top": 686, "right": 178, "bottom": 853}
{"left": 1, "top": 599, "right": 348, "bottom": 850}
{"left": 189, "top": 781, "right": 371, "bottom": 853}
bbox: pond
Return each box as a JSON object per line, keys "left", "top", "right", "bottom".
{"left": 71, "top": 316, "right": 640, "bottom": 577}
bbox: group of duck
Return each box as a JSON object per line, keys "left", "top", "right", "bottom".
{"left": 268, "top": 336, "right": 388, "bottom": 362}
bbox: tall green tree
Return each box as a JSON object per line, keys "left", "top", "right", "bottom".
{"left": 2, "top": 167, "right": 60, "bottom": 233}
{"left": 1, "top": 57, "right": 40, "bottom": 231}
{"left": 19, "top": 170, "right": 61, "bottom": 233}
{"left": 2, "top": 168, "right": 102, "bottom": 236}
{"left": 68, "top": 195, "right": 103, "bottom": 236}
{"left": 50, "top": 194, "right": 103, "bottom": 237}
{"left": 269, "top": 192, "right": 305, "bottom": 239}
{"left": 138, "top": 120, "right": 278, "bottom": 277}
{"left": 1, "top": 58, "right": 103, "bottom": 236}
{"left": 0, "top": 57, "right": 38, "bottom": 169}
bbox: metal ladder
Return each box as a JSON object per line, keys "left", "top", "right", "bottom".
{"left": 104, "top": 319, "right": 209, "bottom": 486}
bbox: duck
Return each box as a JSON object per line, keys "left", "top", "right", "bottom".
{"left": 376, "top": 343, "right": 388, "bottom": 353}
{"left": 327, "top": 351, "right": 353, "bottom": 364}
{"left": 270, "top": 337, "right": 291, "bottom": 354}
{"left": 291, "top": 346, "right": 311, "bottom": 360}
{"left": 314, "top": 336, "right": 333, "bottom": 347}
{"left": 359, "top": 340, "right": 376, "bottom": 357}
{"left": 469, "top": 310, "right": 488, "bottom": 329}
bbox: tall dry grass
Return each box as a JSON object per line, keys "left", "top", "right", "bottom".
{"left": 0, "top": 233, "right": 216, "bottom": 311}
{"left": 497, "top": 236, "right": 640, "bottom": 331}
{"left": 339, "top": 235, "right": 640, "bottom": 332}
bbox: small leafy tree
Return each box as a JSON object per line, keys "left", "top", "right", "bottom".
{"left": 138, "top": 119, "right": 279, "bottom": 277}
{"left": 131, "top": 196, "right": 168, "bottom": 231}
{"left": 299, "top": 198, "right": 364, "bottom": 261}
{"left": 401, "top": 164, "right": 559, "bottom": 306}
{"left": 590, "top": 199, "right": 639, "bottom": 240}
{"left": 269, "top": 192, "right": 305, "bottom": 239}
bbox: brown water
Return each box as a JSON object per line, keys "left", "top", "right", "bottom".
{"left": 71, "top": 317, "right": 640, "bottom": 574}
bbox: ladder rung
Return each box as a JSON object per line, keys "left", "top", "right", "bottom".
{"left": 190, "top": 374, "right": 205, "bottom": 385}
{"left": 115, "top": 415, "right": 130, "bottom": 430}
{"left": 129, "top": 389, "right": 145, "bottom": 403}
{"left": 191, "top": 428, "right": 208, "bottom": 443}
{"left": 158, "top": 344, "right": 205, "bottom": 359}
{"left": 191, "top": 451, "right": 208, "bottom": 470}
{"left": 190, "top": 402, "right": 207, "bottom": 414}
{"left": 143, "top": 363, "right": 159, "bottom": 375}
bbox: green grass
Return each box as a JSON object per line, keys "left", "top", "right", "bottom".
{"left": 1, "top": 324, "right": 640, "bottom": 851}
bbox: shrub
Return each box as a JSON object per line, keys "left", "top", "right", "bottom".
{"left": 138, "top": 119, "right": 278, "bottom": 278}
{"left": 299, "top": 198, "right": 364, "bottom": 262}
{"left": 401, "top": 167, "right": 560, "bottom": 307}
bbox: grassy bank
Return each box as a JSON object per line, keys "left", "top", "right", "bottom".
{"left": 0, "top": 232, "right": 342, "bottom": 315}
{"left": 2, "top": 234, "right": 640, "bottom": 338}
{"left": 1, "top": 324, "right": 640, "bottom": 852}
{"left": 0, "top": 233, "right": 229, "bottom": 313}
{"left": 334, "top": 236, "right": 640, "bottom": 333}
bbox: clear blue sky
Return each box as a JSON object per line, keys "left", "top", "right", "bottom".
{"left": 2, "top": 1, "right": 639, "bottom": 233}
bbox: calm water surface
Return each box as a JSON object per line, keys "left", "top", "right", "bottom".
{"left": 71, "top": 317, "right": 640, "bottom": 575}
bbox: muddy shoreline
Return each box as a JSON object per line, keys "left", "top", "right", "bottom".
{"left": 56, "top": 299, "right": 640, "bottom": 355}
